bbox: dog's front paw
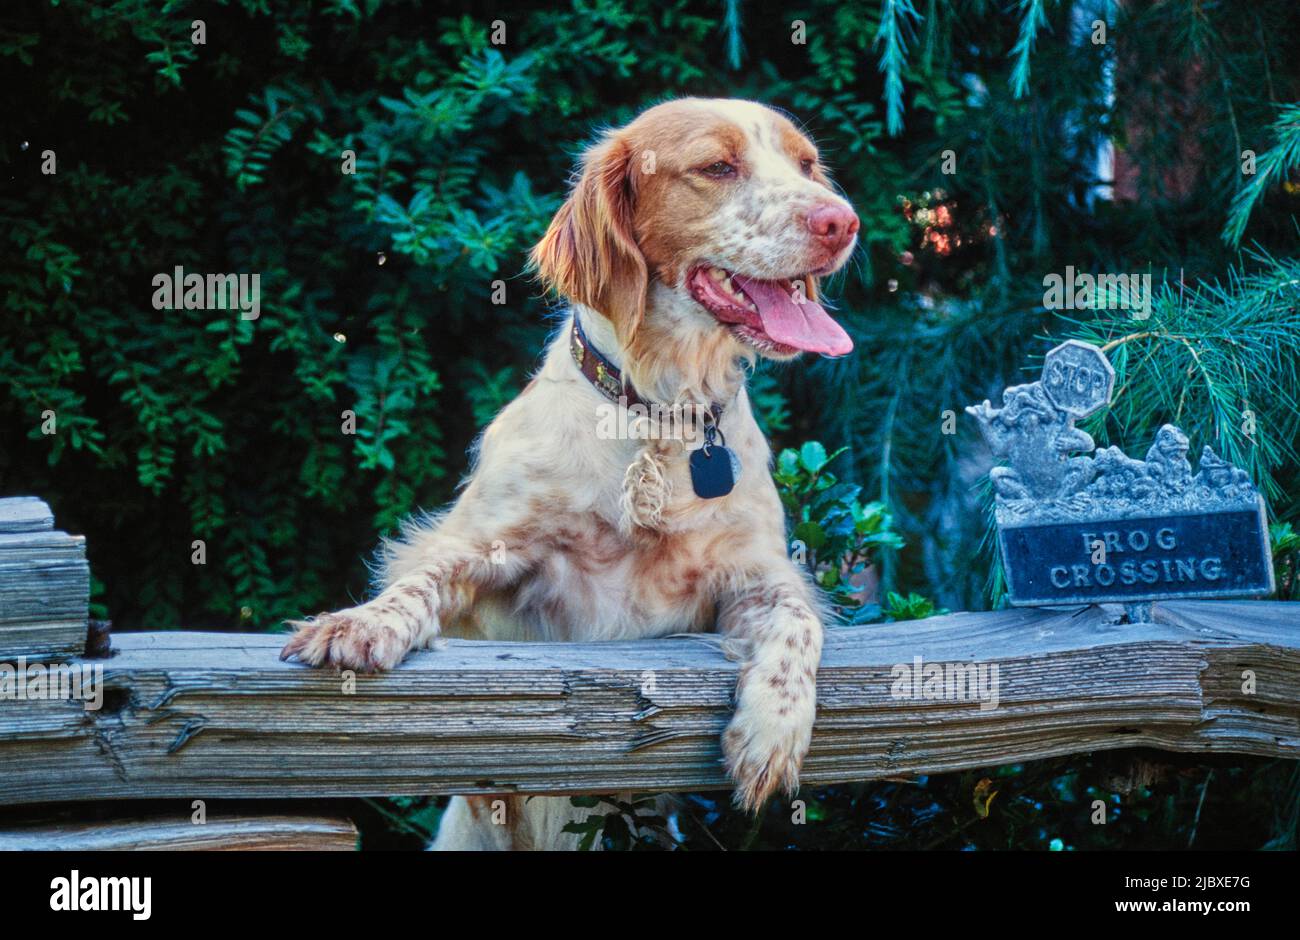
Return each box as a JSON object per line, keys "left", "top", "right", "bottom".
{"left": 280, "top": 606, "right": 412, "bottom": 672}
{"left": 722, "top": 670, "right": 816, "bottom": 813}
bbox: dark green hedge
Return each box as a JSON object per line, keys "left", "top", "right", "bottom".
{"left": 3, "top": 0, "right": 1298, "bottom": 632}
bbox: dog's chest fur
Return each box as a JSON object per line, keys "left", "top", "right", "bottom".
{"left": 434, "top": 328, "right": 787, "bottom": 643}
{"left": 461, "top": 518, "right": 728, "bottom": 642}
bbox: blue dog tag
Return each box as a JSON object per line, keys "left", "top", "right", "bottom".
{"left": 689, "top": 418, "right": 740, "bottom": 499}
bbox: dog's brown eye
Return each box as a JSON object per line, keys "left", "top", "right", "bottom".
{"left": 700, "top": 161, "right": 736, "bottom": 178}
{"left": 800, "top": 158, "right": 815, "bottom": 177}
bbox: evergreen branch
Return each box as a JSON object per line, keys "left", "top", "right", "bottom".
{"left": 721, "top": 0, "right": 744, "bottom": 71}
{"left": 1009, "top": 0, "right": 1050, "bottom": 100}
{"left": 1223, "top": 103, "right": 1300, "bottom": 247}
{"left": 874, "top": 0, "right": 922, "bottom": 136}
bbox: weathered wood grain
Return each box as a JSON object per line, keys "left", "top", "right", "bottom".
{"left": 0, "top": 813, "right": 358, "bottom": 851}
{"left": 0, "top": 497, "right": 88, "bottom": 660}
{"left": 0, "top": 601, "right": 1294, "bottom": 806}
{"left": 0, "top": 497, "right": 54, "bottom": 535}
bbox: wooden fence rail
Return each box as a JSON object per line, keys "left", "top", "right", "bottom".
{"left": 0, "top": 814, "right": 359, "bottom": 851}
{"left": 1, "top": 600, "right": 1296, "bottom": 807}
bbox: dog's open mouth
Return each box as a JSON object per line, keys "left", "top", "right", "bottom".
{"left": 687, "top": 265, "right": 854, "bottom": 357}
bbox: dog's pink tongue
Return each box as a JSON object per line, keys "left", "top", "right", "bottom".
{"left": 732, "top": 275, "right": 854, "bottom": 356}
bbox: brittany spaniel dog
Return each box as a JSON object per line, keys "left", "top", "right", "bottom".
{"left": 281, "top": 98, "right": 860, "bottom": 849}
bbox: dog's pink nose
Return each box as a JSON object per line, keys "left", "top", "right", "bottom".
{"left": 807, "top": 203, "right": 860, "bottom": 254}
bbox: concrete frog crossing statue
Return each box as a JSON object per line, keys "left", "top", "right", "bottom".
{"left": 966, "top": 340, "right": 1274, "bottom": 617}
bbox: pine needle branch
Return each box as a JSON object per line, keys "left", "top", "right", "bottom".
{"left": 1222, "top": 103, "right": 1300, "bottom": 247}
{"left": 721, "top": 0, "right": 744, "bottom": 71}
{"left": 874, "top": 0, "right": 922, "bottom": 136}
{"left": 1009, "top": 0, "right": 1051, "bottom": 100}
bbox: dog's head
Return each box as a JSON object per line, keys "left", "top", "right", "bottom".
{"left": 533, "top": 98, "right": 857, "bottom": 361}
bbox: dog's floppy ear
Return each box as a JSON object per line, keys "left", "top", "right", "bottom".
{"left": 531, "top": 133, "right": 648, "bottom": 345}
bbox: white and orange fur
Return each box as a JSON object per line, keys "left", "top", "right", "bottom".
{"left": 281, "top": 98, "right": 862, "bottom": 850}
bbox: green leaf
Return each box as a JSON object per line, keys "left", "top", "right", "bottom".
{"left": 792, "top": 520, "right": 827, "bottom": 550}
{"left": 799, "top": 440, "right": 829, "bottom": 473}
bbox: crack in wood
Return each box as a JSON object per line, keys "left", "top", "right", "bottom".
{"left": 166, "top": 717, "right": 208, "bottom": 754}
